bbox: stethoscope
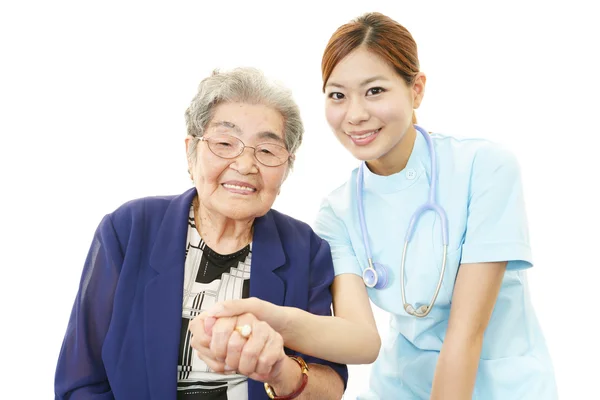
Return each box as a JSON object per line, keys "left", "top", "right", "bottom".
{"left": 357, "top": 125, "right": 449, "bottom": 318}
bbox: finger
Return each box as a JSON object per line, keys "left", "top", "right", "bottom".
{"left": 188, "top": 318, "right": 211, "bottom": 349}
{"left": 223, "top": 330, "right": 246, "bottom": 372}
{"left": 237, "top": 320, "right": 269, "bottom": 376}
{"left": 194, "top": 346, "right": 226, "bottom": 373}
{"left": 255, "top": 330, "right": 284, "bottom": 377}
{"left": 210, "top": 316, "right": 237, "bottom": 362}
{"left": 204, "top": 316, "right": 216, "bottom": 335}
{"left": 205, "top": 298, "right": 261, "bottom": 318}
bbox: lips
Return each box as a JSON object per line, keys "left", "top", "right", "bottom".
{"left": 347, "top": 128, "right": 381, "bottom": 146}
{"left": 221, "top": 181, "right": 257, "bottom": 194}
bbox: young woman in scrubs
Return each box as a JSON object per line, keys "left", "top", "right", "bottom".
{"left": 203, "top": 12, "right": 557, "bottom": 399}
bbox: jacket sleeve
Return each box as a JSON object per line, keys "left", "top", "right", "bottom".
{"left": 54, "top": 214, "right": 123, "bottom": 399}
{"left": 286, "top": 232, "right": 349, "bottom": 389}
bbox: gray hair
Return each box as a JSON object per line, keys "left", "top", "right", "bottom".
{"left": 185, "top": 67, "right": 304, "bottom": 168}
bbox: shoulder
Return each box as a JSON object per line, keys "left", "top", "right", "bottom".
{"left": 267, "top": 208, "right": 316, "bottom": 238}
{"left": 108, "top": 194, "right": 175, "bottom": 227}
{"left": 100, "top": 192, "right": 188, "bottom": 250}
{"left": 267, "top": 209, "right": 330, "bottom": 257}
{"left": 318, "top": 168, "right": 358, "bottom": 214}
{"left": 432, "top": 133, "right": 520, "bottom": 175}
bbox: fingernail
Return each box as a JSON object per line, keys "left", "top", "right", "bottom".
{"left": 224, "top": 364, "right": 235, "bottom": 371}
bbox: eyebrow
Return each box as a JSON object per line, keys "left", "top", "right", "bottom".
{"left": 210, "top": 120, "right": 284, "bottom": 143}
{"left": 325, "top": 75, "right": 389, "bottom": 89}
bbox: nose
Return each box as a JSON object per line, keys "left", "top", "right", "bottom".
{"left": 230, "top": 147, "right": 258, "bottom": 174}
{"left": 347, "top": 98, "right": 369, "bottom": 125}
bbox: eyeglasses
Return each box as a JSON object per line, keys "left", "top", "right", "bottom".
{"left": 198, "top": 134, "right": 292, "bottom": 167}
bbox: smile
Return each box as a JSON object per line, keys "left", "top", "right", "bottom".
{"left": 350, "top": 128, "right": 381, "bottom": 139}
{"left": 222, "top": 183, "right": 257, "bottom": 193}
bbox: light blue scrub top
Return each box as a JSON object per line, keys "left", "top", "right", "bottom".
{"left": 314, "top": 131, "right": 558, "bottom": 399}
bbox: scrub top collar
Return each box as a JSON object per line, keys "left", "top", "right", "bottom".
{"left": 362, "top": 128, "right": 431, "bottom": 194}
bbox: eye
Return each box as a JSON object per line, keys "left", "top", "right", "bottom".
{"left": 328, "top": 92, "right": 345, "bottom": 100}
{"left": 209, "top": 135, "right": 238, "bottom": 149}
{"left": 366, "top": 87, "right": 385, "bottom": 96}
{"left": 259, "top": 148, "right": 275, "bottom": 155}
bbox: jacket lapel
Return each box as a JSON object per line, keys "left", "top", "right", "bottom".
{"left": 248, "top": 210, "right": 286, "bottom": 306}
{"left": 144, "top": 188, "right": 196, "bottom": 400}
{"left": 248, "top": 211, "right": 287, "bottom": 400}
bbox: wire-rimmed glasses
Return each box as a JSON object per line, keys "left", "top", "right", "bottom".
{"left": 198, "top": 134, "right": 292, "bottom": 167}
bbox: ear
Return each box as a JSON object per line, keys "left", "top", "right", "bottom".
{"left": 412, "top": 72, "right": 427, "bottom": 109}
{"left": 185, "top": 135, "right": 193, "bottom": 154}
{"left": 185, "top": 135, "right": 195, "bottom": 164}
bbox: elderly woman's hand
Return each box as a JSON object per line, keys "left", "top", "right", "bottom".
{"left": 189, "top": 312, "right": 289, "bottom": 383}
{"left": 188, "top": 314, "right": 227, "bottom": 372}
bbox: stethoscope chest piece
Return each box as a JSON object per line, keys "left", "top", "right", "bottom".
{"left": 362, "top": 260, "right": 388, "bottom": 289}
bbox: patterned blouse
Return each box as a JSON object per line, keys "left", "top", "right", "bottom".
{"left": 177, "top": 206, "right": 252, "bottom": 400}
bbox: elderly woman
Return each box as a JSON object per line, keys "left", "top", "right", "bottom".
{"left": 54, "top": 67, "right": 347, "bottom": 400}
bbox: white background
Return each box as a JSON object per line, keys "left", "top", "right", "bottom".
{"left": 1, "top": 1, "right": 598, "bottom": 398}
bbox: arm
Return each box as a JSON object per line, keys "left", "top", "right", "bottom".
{"left": 280, "top": 273, "right": 380, "bottom": 364}
{"left": 431, "top": 143, "right": 531, "bottom": 398}
{"left": 55, "top": 215, "right": 122, "bottom": 399}
{"left": 207, "top": 204, "right": 380, "bottom": 365}
{"left": 430, "top": 261, "right": 506, "bottom": 400}
{"left": 207, "top": 264, "right": 379, "bottom": 365}
{"left": 207, "top": 274, "right": 378, "bottom": 365}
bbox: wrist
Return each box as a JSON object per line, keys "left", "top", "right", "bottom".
{"left": 265, "top": 356, "right": 308, "bottom": 400}
{"left": 277, "top": 306, "right": 294, "bottom": 338}
{"left": 268, "top": 357, "right": 301, "bottom": 390}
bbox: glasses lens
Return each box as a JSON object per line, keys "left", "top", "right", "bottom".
{"left": 207, "top": 135, "right": 243, "bottom": 158}
{"left": 255, "top": 144, "right": 290, "bottom": 166}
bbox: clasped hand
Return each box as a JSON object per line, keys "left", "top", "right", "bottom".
{"left": 188, "top": 312, "right": 286, "bottom": 383}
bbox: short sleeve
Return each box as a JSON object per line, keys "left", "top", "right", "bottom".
{"left": 314, "top": 199, "right": 362, "bottom": 277}
{"left": 460, "top": 143, "right": 533, "bottom": 271}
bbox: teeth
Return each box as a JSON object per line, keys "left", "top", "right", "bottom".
{"left": 223, "top": 184, "right": 255, "bottom": 192}
{"left": 353, "top": 129, "right": 379, "bottom": 139}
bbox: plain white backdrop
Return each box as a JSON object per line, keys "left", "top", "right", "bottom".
{"left": 1, "top": 1, "right": 598, "bottom": 398}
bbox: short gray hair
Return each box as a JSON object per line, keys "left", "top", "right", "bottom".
{"left": 185, "top": 67, "right": 304, "bottom": 168}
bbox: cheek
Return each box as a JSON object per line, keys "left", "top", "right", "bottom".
{"left": 260, "top": 169, "right": 286, "bottom": 194}
{"left": 325, "top": 105, "right": 345, "bottom": 131}
{"left": 195, "top": 155, "right": 228, "bottom": 187}
{"left": 376, "top": 97, "right": 412, "bottom": 124}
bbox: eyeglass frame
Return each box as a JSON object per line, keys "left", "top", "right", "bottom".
{"left": 197, "top": 134, "right": 294, "bottom": 167}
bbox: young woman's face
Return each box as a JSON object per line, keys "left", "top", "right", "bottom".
{"left": 324, "top": 47, "right": 425, "bottom": 165}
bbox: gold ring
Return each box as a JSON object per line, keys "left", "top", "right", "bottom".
{"left": 235, "top": 324, "right": 252, "bottom": 338}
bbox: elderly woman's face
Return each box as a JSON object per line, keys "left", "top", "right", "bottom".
{"left": 187, "top": 102, "right": 288, "bottom": 221}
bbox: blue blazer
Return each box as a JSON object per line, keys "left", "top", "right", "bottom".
{"left": 55, "top": 188, "right": 348, "bottom": 399}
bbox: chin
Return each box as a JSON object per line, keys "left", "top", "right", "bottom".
{"left": 347, "top": 145, "right": 387, "bottom": 163}
{"left": 220, "top": 206, "right": 269, "bottom": 222}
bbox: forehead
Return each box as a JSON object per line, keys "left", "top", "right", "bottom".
{"left": 210, "top": 102, "right": 285, "bottom": 140}
{"left": 328, "top": 48, "right": 400, "bottom": 87}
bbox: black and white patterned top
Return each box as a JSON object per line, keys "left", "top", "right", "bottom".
{"left": 177, "top": 205, "right": 251, "bottom": 400}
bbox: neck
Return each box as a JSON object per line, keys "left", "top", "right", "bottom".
{"left": 193, "top": 197, "right": 254, "bottom": 254}
{"left": 366, "top": 124, "right": 417, "bottom": 176}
